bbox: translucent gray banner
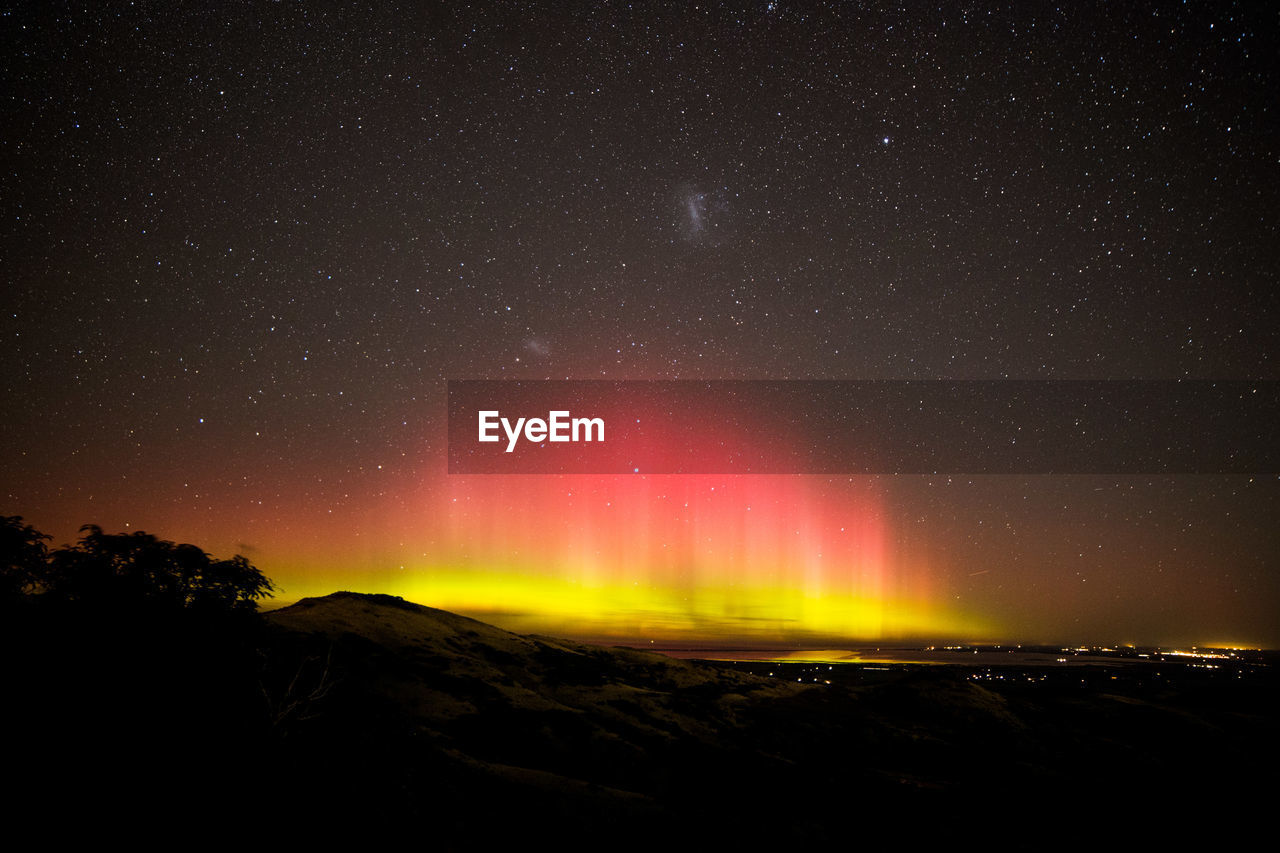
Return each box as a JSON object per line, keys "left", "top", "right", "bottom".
{"left": 447, "top": 380, "right": 1279, "bottom": 474}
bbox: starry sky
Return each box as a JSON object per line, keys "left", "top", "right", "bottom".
{"left": 3, "top": 2, "right": 1277, "bottom": 647}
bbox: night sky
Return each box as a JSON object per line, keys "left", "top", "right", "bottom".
{"left": 4, "top": 2, "right": 1277, "bottom": 647}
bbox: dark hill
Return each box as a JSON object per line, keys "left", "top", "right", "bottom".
{"left": 254, "top": 593, "right": 1276, "bottom": 844}
{"left": 259, "top": 591, "right": 830, "bottom": 836}
{"left": 7, "top": 591, "right": 1274, "bottom": 846}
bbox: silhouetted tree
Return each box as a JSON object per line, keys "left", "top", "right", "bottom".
{"left": 31, "top": 523, "right": 274, "bottom": 612}
{"left": 5, "top": 517, "right": 280, "bottom": 836}
{"left": 0, "top": 515, "right": 51, "bottom": 600}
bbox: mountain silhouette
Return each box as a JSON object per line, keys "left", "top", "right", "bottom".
{"left": 7, "top": 590, "right": 1273, "bottom": 846}
{"left": 254, "top": 592, "right": 1274, "bottom": 845}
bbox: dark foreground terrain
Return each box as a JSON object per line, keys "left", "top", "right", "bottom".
{"left": 7, "top": 591, "right": 1276, "bottom": 846}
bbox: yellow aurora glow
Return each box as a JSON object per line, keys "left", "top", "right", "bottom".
{"left": 266, "top": 474, "right": 990, "bottom": 643}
